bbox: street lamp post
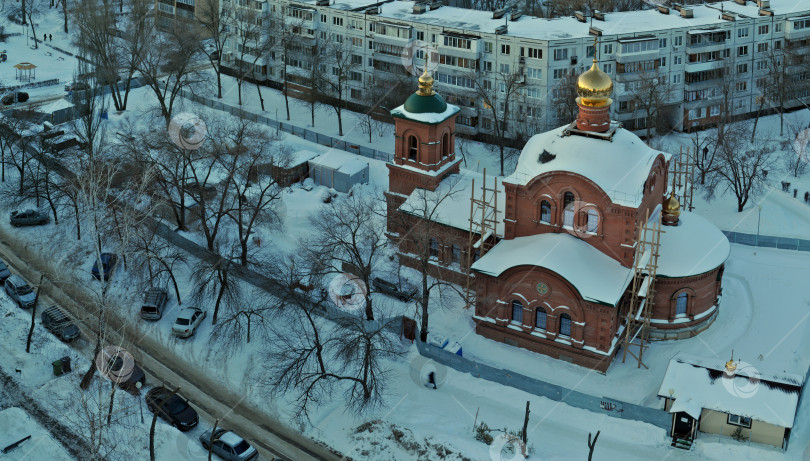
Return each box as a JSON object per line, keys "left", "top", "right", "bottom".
{"left": 135, "top": 381, "right": 144, "bottom": 424}
{"left": 756, "top": 205, "right": 762, "bottom": 247}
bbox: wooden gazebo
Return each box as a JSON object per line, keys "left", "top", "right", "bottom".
{"left": 13, "top": 62, "right": 36, "bottom": 82}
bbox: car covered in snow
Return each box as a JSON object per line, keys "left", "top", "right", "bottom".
{"left": 41, "top": 305, "right": 80, "bottom": 342}
{"left": 372, "top": 277, "right": 418, "bottom": 302}
{"left": 0, "top": 259, "right": 11, "bottom": 284}
{"left": 171, "top": 307, "right": 206, "bottom": 338}
{"left": 9, "top": 209, "right": 49, "bottom": 227}
{"left": 199, "top": 428, "right": 258, "bottom": 461}
{"left": 145, "top": 386, "right": 199, "bottom": 431}
{"left": 1, "top": 91, "right": 29, "bottom": 105}
{"left": 64, "top": 81, "right": 90, "bottom": 92}
{"left": 91, "top": 253, "right": 118, "bottom": 281}
{"left": 4, "top": 275, "right": 36, "bottom": 308}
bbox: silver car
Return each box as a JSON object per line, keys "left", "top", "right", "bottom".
{"left": 199, "top": 429, "right": 258, "bottom": 461}
{"left": 172, "top": 307, "right": 206, "bottom": 338}
{"left": 4, "top": 275, "right": 36, "bottom": 308}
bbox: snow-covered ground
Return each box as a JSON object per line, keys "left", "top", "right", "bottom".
{"left": 2, "top": 5, "right": 810, "bottom": 459}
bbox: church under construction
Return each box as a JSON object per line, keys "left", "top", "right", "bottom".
{"left": 385, "top": 53, "right": 730, "bottom": 373}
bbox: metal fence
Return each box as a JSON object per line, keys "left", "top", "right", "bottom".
{"left": 723, "top": 231, "right": 810, "bottom": 252}
{"left": 416, "top": 340, "right": 672, "bottom": 431}
{"left": 180, "top": 89, "right": 392, "bottom": 163}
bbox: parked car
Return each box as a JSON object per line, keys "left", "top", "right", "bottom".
{"left": 172, "top": 307, "right": 206, "bottom": 338}
{"left": 372, "top": 277, "right": 418, "bottom": 301}
{"left": 145, "top": 386, "right": 199, "bottom": 431}
{"left": 140, "top": 287, "right": 169, "bottom": 321}
{"left": 41, "top": 305, "right": 80, "bottom": 342}
{"left": 105, "top": 354, "right": 146, "bottom": 392}
{"left": 91, "top": 253, "right": 118, "bottom": 281}
{"left": 199, "top": 428, "right": 258, "bottom": 461}
{"left": 0, "top": 259, "right": 10, "bottom": 284}
{"left": 4, "top": 275, "right": 36, "bottom": 308}
{"left": 1, "top": 92, "right": 28, "bottom": 105}
{"left": 64, "top": 81, "right": 90, "bottom": 92}
{"left": 9, "top": 209, "right": 49, "bottom": 227}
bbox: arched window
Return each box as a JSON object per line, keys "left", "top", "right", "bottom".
{"left": 535, "top": 308, "right": 547, "bottom": 330}
{"left": 441, "top": 133, "right": 450, "bottom": 158}
{"left": 429, "top": 238, "right": 439, "bottom": 258}
{"left": 676, "top": 292, "right": 688, "bottom": 316}
{"left": 408, "top": 136, "right": 418, "bottom": 160}
{"left": 563, "top": 192, "right": 575, "bottom": 227}
{"left": 559, "top": 313, "right": 572, "bottom": 337}
{"left": 586, "top": 209, "right": 599, "bottom": 233}
{"left": 451, "top": 244, "right": 461, "bottom": 264}
{"left": 540, "top": 200, "right": 551, "bottom": 223}
{"left": 473, "top": 249, "right": 481, "bottom": 262}
{"left": 511, "top": 300, "right": 523, "bottom": 324}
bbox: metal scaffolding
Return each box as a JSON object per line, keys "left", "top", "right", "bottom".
{"left": 671, "top": 146, "right": 696, "bottom": 212}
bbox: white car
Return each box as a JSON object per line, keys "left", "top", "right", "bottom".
{"left": 172, "top": 307, "right": 206, "bottom": 338}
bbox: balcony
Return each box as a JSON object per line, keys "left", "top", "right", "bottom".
{"left": 686, "top": 30, "right": 727, "bottom": 51}
{"left": 684, "top": 59, "right": 723, "bottom": 73}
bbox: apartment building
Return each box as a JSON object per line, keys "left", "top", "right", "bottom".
{"left": 221, "top": 0, "right": 810, "bottom": 137}
{"left": 156, "top": 0, "right": 218, "bottom": 30}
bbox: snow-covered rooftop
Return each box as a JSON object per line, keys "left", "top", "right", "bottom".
{"left": 471, "top": 232, "right": 634, "bottom": 306}
{"left": 311, "top": 150, "right": 368, "bottom": 173}
{"left": 310, "top": 0, "right": 810, "bottom": 41}
{"left": 504, "top": 125, "right": 669, "bottom": 208}
{"left": 38, "top": 98, "right": 74, "bottom": 114}
{"left": 390, "top": 102, "right": 459, "bottom": 125}
{"left": 398, "top": 169, "right": 505, "bottom": 236}
{"left": 656, "top": 211, "right": 730, "bottom": 277}
{"left": 658, "top": 353, "right": 805, "bottom": 428}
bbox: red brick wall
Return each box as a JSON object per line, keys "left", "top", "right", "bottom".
{"left": 502, "top": 154, "right": 669, "bottom": 268}
{"left": 650, "top": 265, "right": 724, "bottom": 330}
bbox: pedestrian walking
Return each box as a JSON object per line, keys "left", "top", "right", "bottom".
{"left": 43, "top": 33, "right": 47, "bottom": 42}
{"left": 427, "top": 372, "right": 437, "bottom": 389}
{"left": 49, "top": 34, "right": 52, "bottom": 41}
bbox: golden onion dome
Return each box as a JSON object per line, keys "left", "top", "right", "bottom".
{"left": 418, "top": 70, "right": 435, "bottom": 96}
{"left": 576, "top": 60, "right": 613, "bottom": 108}
{"left": 662, "top": 192, "right": 681, "bottom": 218}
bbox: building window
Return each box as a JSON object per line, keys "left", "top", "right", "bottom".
{"left": 511, "top": 300, "right": 523, "bottom": 324}
{"left": 559, "top": 313, "right": 572, "bottom": 337}
{"left": 757, "top": 42, "right": 769, "bottom": 53}
{"left": 603, "top": 43, "right": 613, "bottom": 54}
{"left": 737, "top": 28, "right": 749, "bottom": 38}
{"left": 451, "top": 244, "right": 461, "bottom": 265}
{"left": 727, "top": 414, "right": 752, "bottom": 428}
{"left": 553, "top": 48, "right": 568, "bottom": 60}
{"left": 674, "top": 36, "right": 683, "bottom": 47}
{"left": 473, "top": 249, "right": 481, "bottom": 262}
{"left": 408, "top": 135, "right": 418, "bottom": 160}
{"left": 484, "top": 42, "right": 493, "bottom": 53}
{"left": 442, "top": 133, "right": 450, "bottom": 157}
{"left": 563, "top": 192, "right": 575, "bottom": 227}
{"left": 429, "top": 238, "right": 439, "bottom": 258}
{"left": 758, "top": 25, "right": 769, "bottom": 35}
{"left": 676, "top": 292, "right": 688, "bottom": 316}
{"left": 659, "top": 38, "right": 667, "bottom": 48}
{"left": 535, "top": 308, "right": 547, "bottom": 330}
{"left": 587, "top": 209, "right": 599, "bottom": 233}
{"left": 540, "top": 200, "right": 551, "bottom": 223}
{"left": 738, "top": 45, "right": 748, "bottom": 56}
{"left": 501, "top": 44, "right": 510, "bottom": 55}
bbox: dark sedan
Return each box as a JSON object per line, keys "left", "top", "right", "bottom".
{"left": 0, "top": 259, "right": 10, "bottom": 283}
{"left": 10, "top": 209, "right": 49, "bottom": 227}
{"left": 91, "top": 253, "right": 118, "bottom": 280}
{"left": 145, "top": 386, "right": 199, "bottom": 431}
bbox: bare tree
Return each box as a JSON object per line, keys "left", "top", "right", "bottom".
{"left": 190, "top": 237, "right": 242, "bottom": 324}
{"left": 197, "top": 0, "right": 231, "bottom": 99}
{"left": 319, "top": 39, "right": 357, "bottom": 137}
{"left": 271, "top": 9, "right": 302, "bottom": 121}
{"left": 260, "top": 254, "right": 404, "bottom": 422}
{"left": 784, "top": 120, "right": 810, "bottom": 178}
{"left": 625, "top": 67, "right": 676, "bottom": 140}
{"left": 469, "top": 65, "right": 526, "bottom": 176}
{"left": 136, "top": 19, "right": 207, "bottom": 126}
{"left": 210, "top": 288, "right": 273, "bottom": 352}
{"left": 388, "top": 178, "right": 464, "bottom": 342}
{"left": 227, "top": 5, "right": 271, "bottom": 106}
{"left": 131, "top": 222, "right": 187, "bottom": 303}
{"left": 307, "top": 192, "right": 388, "bottom": 321}
{"left": 707, "top": 122, "right": 776, "bottom": 212}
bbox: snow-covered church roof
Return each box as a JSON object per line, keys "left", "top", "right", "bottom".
{"left": 504, "top": 125, "right": 671, "bottom": 208}
{"left": 656, "top": 211, "right": 730, "bottom": 278}
{"left": 658, "top": 354, "right": 805, "bottom": 428}
{"left": 470, "top": 232, "right": 634, "bottom": 306}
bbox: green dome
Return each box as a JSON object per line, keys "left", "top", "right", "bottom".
{"left": 403, "top": 92, "right": 448, "bottom": 114}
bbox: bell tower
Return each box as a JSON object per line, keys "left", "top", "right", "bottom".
{"left": 575, "top": 37, "right": 614, "bottom": 133}
{"left": 386, "top": 70, "right": 461, "bottom": 198}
